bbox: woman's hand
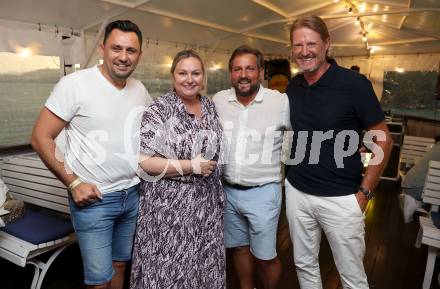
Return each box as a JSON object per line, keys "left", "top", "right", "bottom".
{"left": 191, "top": 154, "right": 217, "bottom": 176}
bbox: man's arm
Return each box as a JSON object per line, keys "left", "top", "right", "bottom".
{"left": 356, "top": 120, "right": 394, "bottom": 210}
{"left": 31, "top": 107, "right": 101, "bottom": 206}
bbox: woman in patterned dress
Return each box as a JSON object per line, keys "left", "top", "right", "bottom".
{"left": 130, "top": 50, "right": 225, "bottom": 289}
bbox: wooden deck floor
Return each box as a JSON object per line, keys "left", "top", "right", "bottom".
{"left": 226, "top": 180, "right": 438, "bottom": 289}
{"left": 1, "top": 180, "right": 439, "bottom": 289}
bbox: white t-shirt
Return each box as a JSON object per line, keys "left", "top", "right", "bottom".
{"left": 45, "top": 66, "right": 151, "bottom": 193}
{"left": 213, "top": 85, "right": 291, "bottom": 186}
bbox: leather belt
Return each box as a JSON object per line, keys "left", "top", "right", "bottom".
{"left": 224, "top": 181, "right": 259, "bottom": 190}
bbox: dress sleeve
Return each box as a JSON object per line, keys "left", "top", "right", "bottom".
{"left": 139, "top": 99, "right": 167, "bottom": 157}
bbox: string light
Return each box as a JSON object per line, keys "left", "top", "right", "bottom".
{"left": 362, "top": 34, "right": 368, "bottom": 42}
{"left": 344, "top": 1, "right": 371, "bottom": 54}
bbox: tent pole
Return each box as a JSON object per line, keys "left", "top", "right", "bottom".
{"left": 82, "top": 19, "right": 109, "bottom": 69}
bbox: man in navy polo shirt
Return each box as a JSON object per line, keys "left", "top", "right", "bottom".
{"left": 284, "top": 15, "right": 393, "bottom": 289}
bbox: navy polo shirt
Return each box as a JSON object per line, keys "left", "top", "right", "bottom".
{"left": 286, "top": 59, "right": 384, "bottom": 196}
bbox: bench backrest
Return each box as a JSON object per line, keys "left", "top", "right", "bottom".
{"left": 422, "top": 160, "right": 440, "bottom": 207}
{"left": 401, "top": 135, "right": 435, "bottom": 168}
{"left": 1, "top": 153, "right": 70, "bottom": 214}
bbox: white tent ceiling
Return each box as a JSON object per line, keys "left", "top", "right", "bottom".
{"left": 1, "top": 0, "right": 439, "bottom": 58}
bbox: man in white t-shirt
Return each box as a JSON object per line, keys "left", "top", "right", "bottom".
{"left": 213, "top": 45, "right": 290, "bottom": 289}
{"left": 31, "top": 20, "right": 151, "bottom": 289}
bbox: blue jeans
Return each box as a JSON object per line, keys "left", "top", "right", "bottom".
{"left": 68, "top": 184, "right": 140, "bottom": 285}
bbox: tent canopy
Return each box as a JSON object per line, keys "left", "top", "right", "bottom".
{"left": 1, "top": 0, "right": 439, "bottom": 58}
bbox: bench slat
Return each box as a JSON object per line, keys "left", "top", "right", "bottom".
{"left": 402, "top": 145, "right": 433, "bottom": 152}
{"left": 5, "top": 178, "right": 67, "bottom": 198}
{"left": 7, "top": 186, "right": 68, "bottom": 207}
{"left": 401, "top": 150, "right": 427, "bottom": 157}
{"left": 420, "top": 216, "right": 440, "bottom": 247}
{"left": 2, "top": 164, "right": 56, "bottom": 178}
{"left": 430, "top": 162, "right": 440, "bottom": 169}
{"left": 423, "top": 196, "right": 440, "bottom": 206}
{"left": 428, "top": 170, "right": 440, "bottom": 177}
{"left": 8, "top": 192, "right": 70, "bottom": 214}
{"left": 2, "top": 171, "right": 65, "bottom": 188}
{"left": 403, "top": 136, "right": 435, "bottom": 143}
{"left": 3, "top": 157, "right": 49, "bottom": 170}
{"left": 425, "top": 183, "right": 440, "bottom": 191}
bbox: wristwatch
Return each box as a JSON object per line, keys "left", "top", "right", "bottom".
{"left": 359, "top": 186, "right": 374, "bottom": 200}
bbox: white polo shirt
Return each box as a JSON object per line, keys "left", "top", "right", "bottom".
{"left": 213, "top": 85, "right": 291, "bottom": 186}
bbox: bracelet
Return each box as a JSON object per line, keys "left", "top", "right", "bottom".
{"left": 68, "top": 178, "right": 82, "bottom": 192}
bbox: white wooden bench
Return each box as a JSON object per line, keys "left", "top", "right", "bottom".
{"left": 400, "top": 135, "right": 435, "bottom": 174}
{"left": 0, "top": 152, "right": 75, "bottom": 289}
{"left": 418, "top": 160, "right": 440, "bottom": 289}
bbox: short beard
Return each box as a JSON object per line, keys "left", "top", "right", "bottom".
{"left": 234, "top": 82, "right": 260, "bottom": 97}
{"left": 297, "top": 56, "right": 327, "bottom": 74}
{"left": 302, "top": 66, "right": 319, "bottom": 73}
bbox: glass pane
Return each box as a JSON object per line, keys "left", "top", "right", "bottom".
{"left": 207, "top": 68, "right": 229, "bottom": 96}
{"left": 381, "top": 71, "right": 439, "bottom": 120}
{"left": 0, "top": 52, "right": 60, "bottom": 148}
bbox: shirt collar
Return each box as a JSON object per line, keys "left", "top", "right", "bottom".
{"left": 228, "top": 84, "right": 264, "bottom": 104}
{"left": 296, "top": 59, "right": 338, "bottom": 88}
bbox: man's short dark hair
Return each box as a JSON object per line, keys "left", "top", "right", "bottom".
{"left": 350, "top": 65, "right": 360, "bottom": 72}
{"left": 103, "top": 20, "right": 142, "bottom": 48}
{"left": 229, "top": 45, "right": 264, "bottom": 71}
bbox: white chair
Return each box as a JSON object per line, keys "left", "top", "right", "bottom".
{"left": 400, "top": 135, "right": 435, "bottom": 175}
{"left": 0, "top": 153, "right": 74, "bottom": 289}
{"left": 418, "top": 160, "right": 440, "bottom": 289}
{"left": 399, "top": 136, "right": 436, "bottom": 222}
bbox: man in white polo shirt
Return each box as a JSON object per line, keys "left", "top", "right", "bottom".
{"left": 213, "top": 45, "right": 290, "bottom": 289}
{"left": 31, "top": 20, "right": 151, "bottom": 289}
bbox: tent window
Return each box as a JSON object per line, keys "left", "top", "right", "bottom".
{"left": 381, "top": 71, "right": 440, "bottom": 120}
{"left": 132, "top": 62, "right": 171, "bottom": 99}
{"left": 0, "top": 52, "right": 60, "bottom": 148}
{"left": 207, "top": 68, "right": 229, "bottom": 96}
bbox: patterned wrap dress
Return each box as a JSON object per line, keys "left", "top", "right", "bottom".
{"left": 130, "top": 90, "right": 225, "bottom": 289}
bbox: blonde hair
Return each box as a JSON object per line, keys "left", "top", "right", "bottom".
{"left": 170, "top": 49, "right": 205, "bottom": 75}
{"left": 170, "top": 49, "right": 206, "bottom": 92}
{"left": 290, "top": 15, "right": 330, "bottom": 58}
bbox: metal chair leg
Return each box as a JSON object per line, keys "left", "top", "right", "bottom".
{"left": 26, "top": 242, "right": 74, "bottom": 289}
